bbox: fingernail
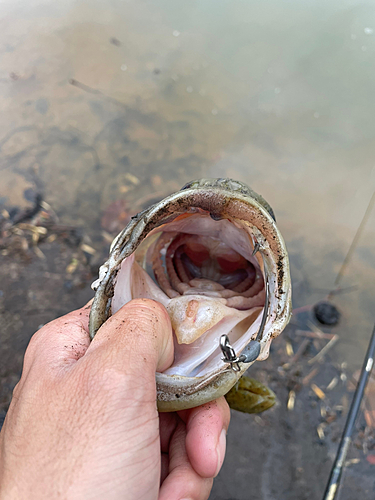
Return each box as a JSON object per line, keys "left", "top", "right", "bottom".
{"left": 215, "top": 428, "right": 226, "bottom": 477}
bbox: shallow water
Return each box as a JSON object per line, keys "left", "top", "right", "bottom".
{"left": 1, "top": 0, "right": 375, "bottom": 497}
{"left": 1, "top": 0, "right": 374, "bottom": 362}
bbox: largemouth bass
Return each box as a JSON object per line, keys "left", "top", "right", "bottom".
{"left": 90, "top": 178, "right": 292, "bottom": 412}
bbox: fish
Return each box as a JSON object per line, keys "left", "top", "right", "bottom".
{"left": 89, "top": 178, "right": 292, "bottom": 412}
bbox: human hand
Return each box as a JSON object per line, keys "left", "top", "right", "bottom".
{"left": 0, "top": 299, "right": 230, "bottom": 500}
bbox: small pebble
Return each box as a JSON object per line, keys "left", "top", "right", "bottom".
{"left": 313, "top": 301, "right": 341, "bottom": 326}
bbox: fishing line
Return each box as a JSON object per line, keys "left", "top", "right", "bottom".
{"left": 335, "top": 190, "right": 375, "bottom": 286}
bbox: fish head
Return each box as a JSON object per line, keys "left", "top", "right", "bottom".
{"left": 90, "top": 178, "right": 292, "bottom": 411}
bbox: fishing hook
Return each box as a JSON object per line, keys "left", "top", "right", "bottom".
{"left": 220, "top": 271, "right": 270, "bottom": 371}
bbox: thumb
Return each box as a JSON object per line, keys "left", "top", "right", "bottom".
{"left": 85, "top": 298, "right": 174, "bottom": 375}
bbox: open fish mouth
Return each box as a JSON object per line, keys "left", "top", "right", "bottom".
{"left": 90, "top": 178, "right": 292, "bottom": 411}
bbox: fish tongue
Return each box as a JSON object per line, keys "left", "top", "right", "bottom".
{"left": 166, "top": 295, "right": 249, "bottom": 345}
{"left": 164, "top": 303, "right": 255, "bottom": 376}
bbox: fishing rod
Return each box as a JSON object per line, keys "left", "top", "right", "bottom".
{"left": 322, "top": 322, "right": 375, "bottom": 500}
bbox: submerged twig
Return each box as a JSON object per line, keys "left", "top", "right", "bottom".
{"left": 290, "top": 338, "right": 310, "bottom": 364}
{"left": 295, "top": 330, "right": 335, "bottom": 340}
{"left": 302, "top": 367, "right": 319, "bottom": 386}
{"left": 306, "top": 320, "right": 326, "bottom": 338}
{"left": 308, "top": 335, "right": 339, "bottom": 365}
{"left": 69, "top": 79, "right": 128, "bottom": 109}
{"left": 326, "top": 285, "right": 359, "bottom": 297}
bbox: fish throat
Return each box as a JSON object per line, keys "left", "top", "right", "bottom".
{"left": 112, "top": 212, "right": 266, "bottom": 378}
{"left": 154, "top": 232, "right": 263, "bottom": 304}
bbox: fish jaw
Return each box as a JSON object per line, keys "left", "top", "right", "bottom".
{"left": 89, "top": 179, "right": 292, "bottom": 411}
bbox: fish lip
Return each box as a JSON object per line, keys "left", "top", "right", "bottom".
{"left": 89, "top": 180, "right": 292, "bottom": 409}
{"left": 181, "top": 178, "right": 276, "bottom": 220}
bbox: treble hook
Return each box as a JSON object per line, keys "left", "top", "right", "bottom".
{"left": 220, "top": 334, "right": 242, "bottom": 371}
{"left": 220, "top": 271, "right": 270, "bottom": 371}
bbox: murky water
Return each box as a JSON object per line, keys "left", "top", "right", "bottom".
{"left": 1, "top": 0, "right": 375, "bottom": 497}
{"left": 2, "top": 0, "right": 374, "bottom": 360}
